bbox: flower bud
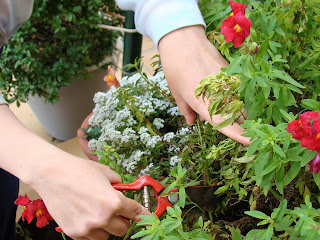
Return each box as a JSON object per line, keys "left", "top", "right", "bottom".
{"left": 249, "top": 42, "right": 260, "bottom": 55}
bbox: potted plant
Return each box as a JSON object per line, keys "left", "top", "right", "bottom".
{"left": 84, "top": 0, "right": 320, "bottom": 239}
{"left": 0, "top": 0, "right": 124, "bottom": 140}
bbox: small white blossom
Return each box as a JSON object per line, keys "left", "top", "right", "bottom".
{"left": 167, "top": 106, "right": 180, "bottom": 116}
{"left": 153, "top": 118, "right": 165, "bottom": 129}
{"left": 163, "top": 132, "right": 175, "bottom": 142}
{"left": 170, "top": 156, "right": 182, "bottom": 167}
{"left": 139, "top": 163, "right": 154, "bottom": 177}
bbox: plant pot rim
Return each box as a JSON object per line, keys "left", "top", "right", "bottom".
{"left": 77, "top": 113, "right": 99, "bottom": 162}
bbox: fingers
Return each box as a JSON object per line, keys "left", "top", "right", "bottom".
{"left": 116, "top": 191, "right": 152, "bottom": 222}
{"left": 101, "top": 215, "right": 130, "bottom": 236}
{"left": 95, "top": 163, "right": 122, "bottom": 184}
{"left": 74, "top": 229, "right": 109, "bottom": 240}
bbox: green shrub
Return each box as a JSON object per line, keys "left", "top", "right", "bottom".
{"left": 0, "top": 0, "right": 123, "bottom": 105}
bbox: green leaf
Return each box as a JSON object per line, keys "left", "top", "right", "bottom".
{"left": 301, "top": 99, "right": 320, "bottom": 111}
{"left": 178, "top": 187, "right": 186, "bottom": 208}
{"left": 226, "top": 56, "right": 245, "bottom": 75}
{"left": 259, "top": 59, "right": 270, "bottom": 73}
{"left": 271, "top": 70, "right": 305, "bottom": 88}
{"left": 245, "top": 210, "right": 268, "bottom": 220}
{"left": 214, "top": 185, "right": 229, "bottom": 194}
{"left": 301, "top": 150, "right": 317, "bottom": 167}
{"left": 273, "top": 144, "right": 286, "bottom": 158}
{"left": 283, "top": 162, "right": 301, "bottom": 186}
{"left": 234, "top": 154, "right": 256, "bottom": 163}
{"left": 274, "top": 200, "right": 288, "bottom": 222}
{"left": 231, "top": 228, "right": 243, "bottom": 240}
{"left": 256, "top": 38, "right": 270, "bottom": 60}
{"left": 264, "top": 225, "right": 274, "bottom": 240}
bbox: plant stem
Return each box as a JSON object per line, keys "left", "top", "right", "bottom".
{"left": 124, "top": 221, "right": 137, "bottom": 240}
{"left": 61, "top": 233, "right": 67, "bottom": 240}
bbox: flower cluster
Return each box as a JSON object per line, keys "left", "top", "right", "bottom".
{"left": 219, "top": 0, "right": 252, "bottom": 48}
{"left": 15, "top": 195, "right": 53, "bottom": 228}
{"left": 287, "top": 111, "right": 320, "bottom": 173}
{"left": 88, "top": 70, "right": 191, "bottom": 176}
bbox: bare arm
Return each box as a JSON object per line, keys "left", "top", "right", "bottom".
{"left": 0, "top": 105, "right": 151, "bottom": 239}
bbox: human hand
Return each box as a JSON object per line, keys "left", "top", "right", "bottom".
{"left": 158, "top": 25, "right": 251, "bottom": 145}
{"left": 30, "top": 156, "right": 152, "bottom": 239}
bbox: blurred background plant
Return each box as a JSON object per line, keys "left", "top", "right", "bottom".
{"left": 0, "top": 0, "right": 124, "bottom": 105}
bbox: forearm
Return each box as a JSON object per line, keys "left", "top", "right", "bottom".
{"left": 0, "top": 105, "right": 70, "bottom": 185}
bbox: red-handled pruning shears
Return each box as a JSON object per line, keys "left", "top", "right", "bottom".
{"left": 112, "top": 175, "right": 178, "bottom": 217}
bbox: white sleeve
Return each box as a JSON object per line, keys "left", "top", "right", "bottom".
{"left": 115, "top": 0, "right": 206, "bottom": 47}
{"left": 0, "top": 0, "right": 34, "bottom": 47}
{"left": 0, "top": 94, "right": 8, "bottom": 105}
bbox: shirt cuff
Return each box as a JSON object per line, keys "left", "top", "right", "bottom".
{"left": 0, "top": 94, "right": 8, "bottom": 105}
{"left": 134, "top": 0, "right": 206, "bottom": 48}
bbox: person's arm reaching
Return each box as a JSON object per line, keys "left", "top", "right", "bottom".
{"left": 0, "top": 103, "right": 151, "bottom": 239}
{"left": 115, "top": 0, "right": 251, "bottom": 145}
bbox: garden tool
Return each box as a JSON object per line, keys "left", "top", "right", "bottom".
{"left": 112, "top": 175, "right": 225, "bottom": 217}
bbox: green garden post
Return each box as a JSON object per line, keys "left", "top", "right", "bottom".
{"left": 122, "top": 11, "right": 142, "bottom": 76}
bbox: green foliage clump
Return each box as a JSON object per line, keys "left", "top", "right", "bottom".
{"left": 0, "top": 0, "right": 123, "bottom": 105}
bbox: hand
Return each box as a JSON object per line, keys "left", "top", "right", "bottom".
{"left": 0, "top": 106, "right": 151, "bottom": 240}
{"left": 158, "top": 25, "right": 251, "bottom": 145}
{"left": 31, "top": 156, "right": 152, "bottom": 239}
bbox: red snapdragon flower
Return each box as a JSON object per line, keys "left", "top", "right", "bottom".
{"left": 301, "top": 131, "right": 320, "bottom": 153}
{"left": 308, "top": 153, "right": 320, "bottom": 174}
{"left": 229, "top": 0, "right": 247, "bottom": 15}
{"left": 15, "top": 195, "right": 53, "bottom": 228}
{"left": 287, "top": 111, "right": 320, "bottom": 142}
{"left": 219, "top": 0, "right": 252, "bottom": 48}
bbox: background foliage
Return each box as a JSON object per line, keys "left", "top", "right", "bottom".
{"left": 0, "top": 0, "right": 123, "bottom": 105}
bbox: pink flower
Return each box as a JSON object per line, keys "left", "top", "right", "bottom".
{"left": 308, "top": 153, "right": 320, "bottom": 174}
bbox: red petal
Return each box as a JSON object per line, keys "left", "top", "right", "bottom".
{"left": 234, "top": 13, "right": 252, "bottom": 37}
{"left": 301, "top": 133, "right": 320, "bottom": 152}
{"left": 36, "top": 215, "right": 49, "bottom": 228}
{"left": 287, "top": 120, "right": 310, "bottom": 140}
{"left": 221, "top": 28, "right": 237, "bottom": 43}
{"left": 314, "top": 119, "right": 320, "bottom": 132}
{"left": 232, "top": 30, "right": 246, "bottom": 47}
{"left": 24, "top": 209, "right": 36, "bottom": 224}
{"left": 220, "top": 15, "right": 236, "bottom": 28}
{"left": 14, "top": 195, "right": 31, "bottom": 206}
{"left": 229, "top": 0, "right": 247, "bottom": 15}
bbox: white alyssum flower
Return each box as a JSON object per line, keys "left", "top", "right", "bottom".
{"left": 122, "top": 150, "right": 145, "bottom": 173}
{"left": 153, "top": 118, "right": 165, "bottom": 129}
{"left": 170, "top": 156, "right": 182, "bottom": 167}
{"left": 139, "top": 163, "right": 154, "bottom": 177}
{"left": 163, "top": 132, "right": 175, "bottom": 143}
{"left": 87, "top": 70, "right": 186, "bottom": 171}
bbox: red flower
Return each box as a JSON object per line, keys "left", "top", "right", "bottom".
{"left": 299, "top": 111, "right": 320, "bottom": 135}
{"left": 301, "top": 132, "right": 320, "bottom": 153}
{"left": 219, "top": 1, "right": 252, "bottom": 48}
{"left": 15, "top": 195, "right": 53, "bottom": 228}
{"left": 308, "top": 153, "right": 320, "bottom": 174}
{"left": 286, "top": 119, "right": 309, "bottom": 141}
{"left": 229, "top": 0, "right": 247, "bottom": 15}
